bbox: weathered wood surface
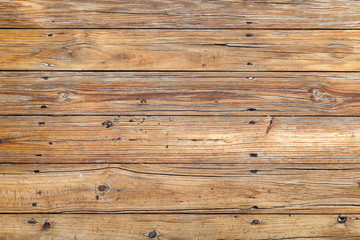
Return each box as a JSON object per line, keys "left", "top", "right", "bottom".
{"left": 1, "top": 164, "right": 360, "bottom": 213}
{"left": 1, "top": 116, "right": 359, "bottom": 163}
{"left": 2, "top": 0, "right": 359, "bottom": 239}
{"left": 1, "top": 72, "right": 360, "bottom": 116}
{"left": 1, "top": 29, "right": 360, "bottom": 71}
{"left": 1, "top": 214, "right": 359, "bottom": 240}
{"left": 2, "top": 0, "right": 360, "bottom": 29}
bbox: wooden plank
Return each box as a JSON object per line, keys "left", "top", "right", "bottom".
{"left": 2, "top": 72, "right": 360, "bottom": 116}
{"left": 1, "top": 164, "right": 360, "bottom": 213}
{"left": 0, "top": 116, "right": 359, "bottom": 163}
{"left": 1, "top": 214, "right": 359, "bottom": 240}
{"left": 2, "top": 0, "right": 360, "bottom": 29}
{"left": 1, "top": 29, "right": 360, "bottom": 71}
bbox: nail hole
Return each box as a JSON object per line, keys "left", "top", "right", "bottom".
{"left": 42, "top": 220, "right": 51, "bottom": 231}
{"left": 247, "top": 62, "right": 253, "bottom": 66}
{"left": 245, "top": 33, "right": 254, "bottom": 37}
{"left": 61, "top": 92, "right": 68, "bottom": 98}
{"left": 102, "top": 120, "right": 113, "bottom": 128}
{"left": 32, "top": 203, "right": 37, "bottom": 207}
{"left": 49, "top": 142, "right": 53, "bottom": 145}
{"left": 42, "top": 76, "right": 49, "bottom": 80}
{"left": 27, "top": 219, "right": 38, "bottom": 224}
{"left": 47, "top": 34, "right": 53, "bottom": 37}
{"left": 96, "top": 195, "right": 100, "bottom": 200}
{"left": 38, "top": 122, "right": 45, "bottom": 125}
{"left": 250, "top": 170, "right": 258, "bottom": 174}
{"left": 338, "top": 215, "right": 347, "bottom": 224}
{"left": 35, "top": 154, "right": 42, "bottom": 157}
{"left": 147, "top": 230, "right": 158, "bottom": 239}
{"left": 40, "top": 105, "right": 47, "bottom": 109}
{"left": 251, "top": 220, "right": 261, "bottom": 225}
{"left": 247, "top": 108, "right": 257, "bottom": 111}
{"left": 249, "top": 153, "right": 258, "bottom": 158}
{"left": 34, "top": 170, "right": 40, "bottom": 173}
{"left": 251, "top": 206, "right": 259, "bottom": 209}
{"left": 246, "top": 21, "right": 253, "bottom": 24}
{"left": 249, "top": 120, "right": 256, "bottom": 125}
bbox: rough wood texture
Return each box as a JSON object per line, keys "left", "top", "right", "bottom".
{"left": 1, "top": 164, "right": 360, "bottom": 213}
{"left": 2, "top": 0, "right": 360, "bottom": 239}
{"left": 1, "top": 214, "right": 359, "bottom": 240}
{"left": 1, "top": 116, "right": 359, "bottom": 163}
{"left": 2, "top": 0, "right": 360, "bottom": 29}
{"left": 1, "top": 29, "right": 360, "bottom": 71}
{"left": 1, "top": 72, "right": 360, "bottom": 116}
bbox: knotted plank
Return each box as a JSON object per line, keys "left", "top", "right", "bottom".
{"left": 1, "top": 164, "right": 360, "bottom": 213}
{"left": 1, "top": 72, "right": 360, "bottom": 115}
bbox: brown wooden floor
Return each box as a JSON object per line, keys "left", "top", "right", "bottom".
{"left": 1, "top": 1, "right": 360, "bottom": 239}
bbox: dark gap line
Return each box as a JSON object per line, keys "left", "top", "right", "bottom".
{"left": 1, "top": 28, "right": 360, "bottom": 30}
{"left": 2, "top": 162, "right": 360, "bottom": 165}
{"left": 0, "top": 212, "right": 357, "bottom": 215}
{"left": 4, "top": 70, "right": 360, "bottom": 73}
{"left": 1, "top": 114, "right": 360, "bottom": 117}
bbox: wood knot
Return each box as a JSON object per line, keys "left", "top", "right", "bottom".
{"left": 310, "top": 88, "right": 324, "bottom": 101}
{"left": 98, "top": 184, "right": 109, "bottom": 192}
{"left": 60, "top": 92, "right": 68, "bottom": 98}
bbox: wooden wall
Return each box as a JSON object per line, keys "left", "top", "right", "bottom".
{"left": 1, "top": 1, "right": 360, "bottom": 239}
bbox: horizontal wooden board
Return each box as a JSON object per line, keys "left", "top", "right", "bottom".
{"left": 0, "top": 116, "right": 360, "bottom": 163}
{"left": 1, "top": 214, "right": 359, "bottom": 240}
{"left": 2, "top": 0, "right": 360, "bottom": 29}
{"left": 2, "top": 72, "right": 360, "bottom": 116}
{"left": 1, "top": 29, "right": 360, "bottom": 71}
{"left": 1, "top": 164, "right": 360, "bottom": 213}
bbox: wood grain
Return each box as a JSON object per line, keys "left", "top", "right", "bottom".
{"left": 1, "top": 29, "right": 360, "bottom": 71}
{"left": 1, "top": 164, "right": 360, "bottom": 214}
{"left": 1, "top": 116, "right": 359, "bottom": 163}
{"left": 1, "top": 72, "right": 360, "bottom": 116}
{"left": 1, "top": 214, "right": 359, "bottom": 240}
{"left": 2, "top": 0, "right": 360, "bottom": 29}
